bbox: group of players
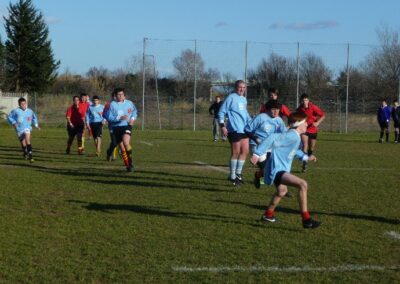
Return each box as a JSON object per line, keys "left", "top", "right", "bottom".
{"left": 7, "top": 88, "right": 138, "bottom": 172}
{"left": 7, "top": 81, "right": 325, "bottom": 229}
{"left": 216, "top": 80, "right": 325, "bottom": 229}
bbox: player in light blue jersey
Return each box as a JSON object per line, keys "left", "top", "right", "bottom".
{"left": 86, "top": 95, "right": 105, "bottom": 156}
{"left": 218, "top": 80, "right": 251, "bottom": 186}
{"left": 250, "top": 112, "right": 320, "bottom": 229}
{"left": 245, "top": 100, "right": 287, "bottom": 188}
{"left": 7, "top": 97, "right": 40, "bottom": 162}
{"left": 105, "top": 88, "right": 138, "bottom": 172}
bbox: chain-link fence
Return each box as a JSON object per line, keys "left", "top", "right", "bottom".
{"left": 2, "top": 39, "right": 398, "bottom": 133}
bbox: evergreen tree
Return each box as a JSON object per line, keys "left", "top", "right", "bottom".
{"left": 0, "top": 36, "right": 4, "bottom": 89}
{"left": 4, "top": 0, "right": 59, "bottom": 92}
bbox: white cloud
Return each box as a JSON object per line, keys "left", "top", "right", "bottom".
{"left": 269, "top": 20, "right": 338, "bottom": 31}
{"left": 214, "top": 21, "right": 228, "bottom": 28}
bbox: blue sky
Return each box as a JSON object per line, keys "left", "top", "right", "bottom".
{"left": 0, "top": 0, "right": 399, "bottom": 76}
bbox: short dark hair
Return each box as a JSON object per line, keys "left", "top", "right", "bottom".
{"left": 18, "top": 97, "right": 26, "bottom": 105}
{"left": 114, "top": 87, "right": 125, "bottom": 94}
{"left": 80, "top": 93, "right": 88, "bottom": 98}
{"left": 268, "top": 88, "right": 278, "bottom": 96}
{"left": 92, "top": 95, "right": 100, "bottom": 100}
{"left": 300, "top": 93, "right": 309, "bottom": 100}
{"left": 265, "top": 99, "right": 281, "bottom": 110}
{"left": 393, "top": 99, "right": 398, "bottom": 104}
{"left": 288, "top": 111, "right": 307, "bottom": 125}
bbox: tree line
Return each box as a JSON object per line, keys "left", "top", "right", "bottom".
{"left": 0, "top": 1, "right": 399, "bottom": 114}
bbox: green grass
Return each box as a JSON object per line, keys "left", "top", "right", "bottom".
{"left": 0, "top": 127, "right": 399, "bottom": 283}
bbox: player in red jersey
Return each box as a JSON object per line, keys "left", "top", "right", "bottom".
{"left": 66, "top": 96, "right": 86, "bottom": 155}
{"left": 296, "top": 93, "right": 325, "bottom": 172}
{"left": 78, "top": 93, "right": 91, "bottom": 150}
{"left": 259, "top": 88, "right": 291, "bottom": 118}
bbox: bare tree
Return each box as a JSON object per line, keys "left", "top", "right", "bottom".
{"left": 172, "top": 49, "right": 205, "bottom": 82}
{"left": 300, "top": 53, "right": 332, "bottom": 96}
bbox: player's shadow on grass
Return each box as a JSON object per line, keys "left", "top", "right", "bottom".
{"left": 214, "top": 199, "right": 399, "bottom": 225}
{"left": 68, "top": 200, "right": 297, "bottom": 231}
{"left": 318, "top": 137, "right": 379, "bottom": 144}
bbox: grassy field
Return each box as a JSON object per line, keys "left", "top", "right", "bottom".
{"left": 0, "top": 127, "right": 399, "bottom": 283}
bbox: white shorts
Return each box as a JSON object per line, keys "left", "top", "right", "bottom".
{"left": 17, "top": 128, "right": 31, "bottom": 140}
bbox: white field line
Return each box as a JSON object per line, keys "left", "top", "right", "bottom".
{"left": 138, "top": 140, "right": 154, "bottom": 146}
{"left": 172, "top": 264, "right": 400, "bottom": 273}
{"left": 194, "top": 161, "right": 229, "bottom": 174}
{"left": 385, "top": 231, "right": 400, "bottom": 240}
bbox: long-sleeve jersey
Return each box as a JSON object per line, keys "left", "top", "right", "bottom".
{"left": 105, "top": 99, "right": 138, "bottom": 128}
{"left": 7, "top": 107, "right": 38, "bottom": 134}
{"left": 254, "top": 129, "right": 308, "bottom": 185}
{"left": 66, "top": 105, "right": 85, "bottom": 126}
{"left": 244, "top": 113, "right": 287, "bottom": 147}
{"left": 217, "top": 93, "right": 250, "bottom": 133}
{"left": 296, "top": 102, "right": 324, "bottom": 134}
{"left": 86, "top": 104, "right": 105, "bottom": 124}
{"left": 377, "top": 105, "right": 391, "bottom": 123}
{"left": 392, "top": 106, "right": 400, "bottom": 123}
{"left": 209, "top": 101, "right": 223, "bottom": 118}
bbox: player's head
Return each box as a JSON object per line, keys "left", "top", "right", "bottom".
{"left": 114, "top": 87, "right": 125, "bottom": 102}
{"left": 72, "top": 95, "right": 80, "bottom": 106}
{"left": 234, "top": 80, "right": 246, "bottom": 96}
{"left": 393, "top": 99, "right": 399, "bottom": 107}
{"left": 18, "top": 97, "right": 27, "bottom": 110}
{"left": 80, "top": 93, "right": 88, "bottom": 102}
{"left": 268, "top": 87, "right": 278, "bottom": 100}
{"left": 215, "top": 95, "right": 221, "bottom": 102}
{"left": 92, "top": 95, "right": 100, "bottom": 105}
{"left": 300, "top": 93, "right": 309, "bottom": 107}
{"left": 381, "top": 98, "right": 387, "bottom": 106}
{"left": 265, "top": 99, "right": 281, "bottom": 118}
{"left": 288, "top": 111, "right": 308, "bottom": 132}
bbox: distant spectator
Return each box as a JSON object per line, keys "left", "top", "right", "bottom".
{"left": 208, "top": 95, "right": 225, "bottom": 141}
{"left": 377, "top": 99, "right": 391, "bottom": 143}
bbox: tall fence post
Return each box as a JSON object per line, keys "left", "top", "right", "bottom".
{"left": 345, "top": 43, "right": 350, "bottom": 134}
{"left": 142, "top": 38, "right": 147, "bottom": 131}
{"left": 296, "top": 42, "right": 300, "bottom": 107}
{"left": 193, "top": 39, "right": 197, "bottom": 131}
{"left": 244, "top": 40, "right": 248, "bottom": 86}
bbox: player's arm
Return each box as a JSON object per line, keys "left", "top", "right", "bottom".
{"left": 218, "top": 96, "right": 231, "bottom": 136}
{"left": 128, "top": 103, "right": 138, "bottom": 126}
{"left": 7, "top": 110, "right": 17, "bottom": 127}
{"left": 244, "top": 116, "right": 262, "bottom": 144}
{"left": 251, "top": 133, "right": 279, "bottom": 165}
{"left": 32, "top": 111, "right": 40, "bottom": 130}
{"left": 313, "top": 106, "right": 325, "bottom": 127}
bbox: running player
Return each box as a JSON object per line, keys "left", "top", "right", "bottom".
{"left": 79, "top": 93, "right": 91, "bottom": 151}
{"left": 66, "top": 96, "right": 85, "bottom": 155}
{"left": 103, "top": 92, "right": 118, "bottom": 161}
{"left": 250, "top": 112, "right": 320, "bottom": 229}
{"left": 218, "top": 80, "right": 251, "bottom": 186}
{"left": 245, "top": 100, "right": 286, "bottom": 188}
{"left": 296, "top": 93, "right": 325, "bottom": 172}
{"left": 105, "top": 88, "right": 138, "bottom": 172}
{"left": 86, "top": 95, "right": 105, "bottom": 156}
{"left": 7, "top": 97, "right": 40, "bottom": 162}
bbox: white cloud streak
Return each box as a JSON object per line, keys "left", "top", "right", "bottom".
{"left": 269, "top": 20, "right": 338, "bottom": 31}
